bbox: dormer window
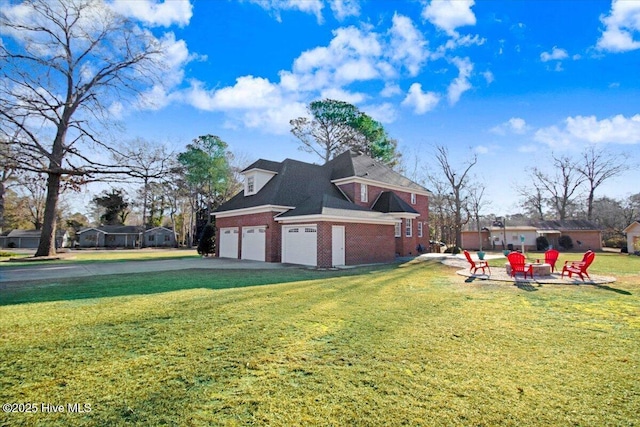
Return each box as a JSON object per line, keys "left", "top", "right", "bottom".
{"left": 246, "top": 176, "right": 255, "bottom": 195}
{"left": 360, "top": 183, "right": 368, "bottom": 202}
{"left": 242, "top": 167, "right": 277, "bottom": 197}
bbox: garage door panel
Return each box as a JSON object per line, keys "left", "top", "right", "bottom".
{"left": 219, "top": 227, "right": 239, "bottom": 258}
{"left": 282, "top": 225, "right": 317, "bottom": 266}
{"left": 242, "top": 226, "right": 266, "bottom": 261}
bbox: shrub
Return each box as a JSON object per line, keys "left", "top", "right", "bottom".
{"left": 197, "top": 223, "right": 216, "bottom": 256}
{"left": 558, "top": 235, "right": 573, "bottom": 250}
{"left": 536, "top": 236, "right": 549, "bottom": 251}
{"left": 444, "top": 246, "right": 460, "bottom": 254}
{"left": 604, "top": 236, "right": 626, "bottom": 248}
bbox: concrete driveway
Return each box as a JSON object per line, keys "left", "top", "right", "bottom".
{"left": 0, "top": 257, "right": 293, "bottom": 284}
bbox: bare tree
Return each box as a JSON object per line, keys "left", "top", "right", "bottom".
{"left": 516, "top": 183, "right": 546, "bottom": 220}
{"left": 468, "top": 184, "right": 489, "bottom": 251}
{"left": 575, "top": 145, "right": 629, "bottom": 220}
{"left": 0, "top": 139, "right": 17, "bottom": 234}
{"left": 0, "top": 0, "right": 166, "bottom": 256}
{"left": 14, "top": 172, "right": 48, "bottom": 230}
{"left": 531, "top": 154, "right": 585, "bottom": 220}
{"left": 430, "top": 145, "right": 478, "bottom": 248}
{"left": 112, "top": 139, "right": 174, "bottom": 227}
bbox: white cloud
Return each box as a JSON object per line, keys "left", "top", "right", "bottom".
{"left": 597, "top": 0, "right": 640, "bottom": 52}
{"left": 491, "top": 117, "right": 529, "bottom": 135}
{"left": 534, "top": 114, "right": 640, "bottom": 148}
{"left": 362, "top": 102, "right": 397, "bottom": 124}
{"left": 388, "top": 13, "right": 429, "bottom": 76}
{"left": 381, "top": 83, "right": 402, "bottom": 97}
{"left": 422, "top": 0, "right": 476, "bottom": 37}
{"left": 280, "top": 26, "right": 384, "bottom": 94}
{"left": 247, "top": 0, "right": 324, "bottom": 24}
{"left": 319, "top": 87, "right": 366, "bottom": 104}
{"left": 110, "top": 0, "right": 193, "bottom": 27}
{"left": 447, "top": 56, "right": 473, "bottom": 105}
{"left": 330, "top": 0, "right": 360, "bottom": 21}
{"left": 402, "top": 83, "right": 440, "bottom": 114}
{"left": 182, "top": 77, "right": 306, "bottom": 134}
{"left": 540, "top": 46, "right": 569, "bottom": 62}
{"left": 482, "top": 70, "right": 494, "bottom": 84}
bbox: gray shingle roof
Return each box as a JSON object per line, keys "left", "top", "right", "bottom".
{"left": 241, "top": 159, "right": 282, "bottom": 173}
{"left": 216, "top": 151, "right": 428, "bottom": 218}
{"left": 371, "top": 191, "right": 418, "bottom": 214}
{"left": 532, "top": 220, "right": 601, "bottom": 230}
{"left": 329, "top": 151, "right": 429, "bottom": 192}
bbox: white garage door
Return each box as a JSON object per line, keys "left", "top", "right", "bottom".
{"left": 242, "top": 226, "right": 266, "bottom": 261}
{"left": 219, "top": 227, "right": 239, "bottom": 258}
{"left": 282, "top": 225, "right": 317, "bottom": 266}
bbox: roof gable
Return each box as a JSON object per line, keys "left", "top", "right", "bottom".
{"left": 371, "top": 191, "right": 418, "bottom": 214}
{"left": 329, "top": 151, "right": 430, "bottom": 193}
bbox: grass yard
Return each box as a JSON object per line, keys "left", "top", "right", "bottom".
{"left": 0, "top": 248, "right": 200, "bottom": 266}
{"left": 1, "top": 255, "right": 639, "bottom": 426}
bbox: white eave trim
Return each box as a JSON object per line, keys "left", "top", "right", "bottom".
{"left": 387, "top": 212, "right": 420, "bottom": 219}
{"left": 242, "top": 168, "right": 278, "bottom": 175}
{"left": 331, "top": 176, "right": 431, "bottom": 196}
{"left": 275, "top": 214, "right": 399, "bottom": 225}
{"left": 213, "top": 205, "right": 293, "bottom": 218}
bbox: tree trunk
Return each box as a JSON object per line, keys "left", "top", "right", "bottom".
{"left": 35, "top": 172, "right": 61, "bottom": 257}
{"left": 0, "top": 180, "right": 5, "bottom": 234}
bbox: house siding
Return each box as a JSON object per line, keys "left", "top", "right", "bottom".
{"left": 626, "top": 223, "right": 640, "bottom": 253}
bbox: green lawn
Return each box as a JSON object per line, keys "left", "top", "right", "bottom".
{"left": 0, "top": 248, "right": 200, "bottom": 266}
{"left": 1, "top": 256, "right": 639, "bottom": 426}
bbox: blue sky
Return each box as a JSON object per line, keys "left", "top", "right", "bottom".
{"left": 8, "top": 0, "right": 640, "bottom": 216}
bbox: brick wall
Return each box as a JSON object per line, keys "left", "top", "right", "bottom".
{"left": 215, "top": 212, "right": 281, "bottom": 261}
{"left": 336, "top": 182, "right": 430, "bottom": 257}
{"left": 562, "top": 230, "right": 602, "bottom": 251}
{"left": 317, "top": 221, "right": 396, "bottom": 267}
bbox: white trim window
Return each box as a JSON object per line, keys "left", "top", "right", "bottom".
{"left": 411, "top": 193, "right": 416, "bottom": 205}
{"left": 405, "top": 218, "right": 412, "bottom": 237}
{"left": 360, "top": 183, "right": 368, "bottom": 202}
{"left": 395, "top": 221, "right": 401, "bottom": 237}
{"left": 418, "top": 221, "right": 423, "bottom": 238}
{"left": 246, "top": 176, "right": 255, "bottom": 195}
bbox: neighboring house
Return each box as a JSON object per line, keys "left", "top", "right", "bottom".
{"left": 0, "top": 229, "right": 67, "bottom": 249}
{"left": 461, "top": 219, "right": 603, "bottom": 251}
{"left": 77, "top": 225, "right": 144, "bottom": 248}
{"left": 213, "top": 151, "right": 431, "bottom": 267}
{"left": 144, "top": 226, "right": 177, "bottom": 248}
{"left": 77, "top": 225, "right": 177, "bottom": 248}
{"left": 623, "top": 220, "right": 640, "bottom": 253}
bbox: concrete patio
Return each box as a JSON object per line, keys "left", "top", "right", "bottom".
{"left": 417, "top": 253, "right": 616, "bottom": 285}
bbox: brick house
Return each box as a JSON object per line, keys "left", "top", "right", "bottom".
{"left": 213, "top": 151, "right": 431, "bottom": 267}
{"left": 461, "top": 219, "right": 603, "bottom": 252}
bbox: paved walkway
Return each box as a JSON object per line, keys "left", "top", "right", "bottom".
{"left": 0, "top": 256, "right": 293, "bottom": 284}
{"left": 417, "top": 253, "right": 616, "bottom": 285}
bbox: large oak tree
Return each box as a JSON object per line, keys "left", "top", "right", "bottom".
{"left": 0, "top": 0, "right": 167, "bottom": 256}
{"left": 290, "top": 99, "right": 400, "bottom": 166}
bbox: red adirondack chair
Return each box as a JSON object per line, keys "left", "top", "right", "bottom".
{"left": 463, "top": 250, "right": 491, "bottom": 275}
{"left": 561, "top": 251, "right": 595, "bottom": 281}
{"left": 507, "top": 251, "right": 533, "bottom": 279}
{"left": 544, "top": 249, "right": 560, "bottom": 273}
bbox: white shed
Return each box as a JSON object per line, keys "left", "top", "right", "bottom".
{"left": 623, "top": 220, "right": 640, "bottom": 254}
